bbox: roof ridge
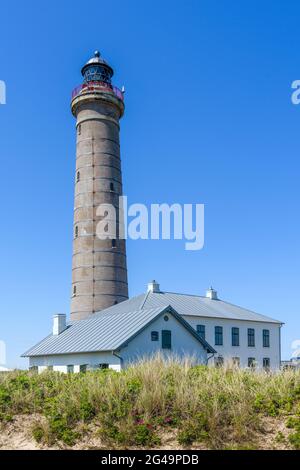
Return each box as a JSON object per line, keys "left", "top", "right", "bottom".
{"left": 162, "top": 291, "right": 206, "bottom": 299}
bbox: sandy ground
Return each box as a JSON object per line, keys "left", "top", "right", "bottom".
{"left": 0, "top": 415, "right": 293, "bottom": 450}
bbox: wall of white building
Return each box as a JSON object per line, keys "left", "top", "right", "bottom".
{"left": 184, "top": 315, "right": 281, "bottom": 369}
{"left": 29, "top": 351, "right": 121, "bottom": 373}
{"left": 120, "top": 311, "right": 208, "bottom": 368}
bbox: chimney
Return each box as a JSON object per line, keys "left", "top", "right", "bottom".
{"left": 53, "top": 314, "right": 67, "bottom": 335}
{"left": 206, "top": 287, "right": 218, "bottom": 300}
{"left": 147, "top": 280, "right": 160, "bottom": 293}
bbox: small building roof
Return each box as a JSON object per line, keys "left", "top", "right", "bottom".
{"left": 22, "top": 304, "right": 215, "bottom": 358}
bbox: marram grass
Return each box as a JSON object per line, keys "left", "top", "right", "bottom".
{"left": 1, "top": 356, "right": 300, "bottom": 449}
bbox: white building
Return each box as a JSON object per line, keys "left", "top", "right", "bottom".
{"left": 23, "top": 282, "right": 282, "bottom": 372}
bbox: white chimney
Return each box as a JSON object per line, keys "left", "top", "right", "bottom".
{"left": 53, "top": 314, "right": 67, "bottom": 335}
{"left": 147, "top": 280, "right": 160, "bottom": 293}
{"left": 206, "top": 287, "right": 218, "bottom": 300}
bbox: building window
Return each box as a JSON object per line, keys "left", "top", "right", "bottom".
{"left": 164, "top": 315, "right": 169, "bottom": 322}
{"left": 263, "top": 358, "right": 270, "bottom": 370}
{"left": 111, "top": 239, "right": 116, "bottom": 248}
{"left": 215, "top": 326, "right": 223, "bottom": 346}
{"left": 232, "top": 357, "right": 240, "bottom": 367}
{"left": 214, "top": 356, "right": 224, "bottom": 367}
{"left": 99, "top": 364, "right": 109, "bottom": 369}
{"left": 248, "top": 357, "right": 256, "bottom": 368}
{"left": 232, "top": 327, "right": 239, "bottom": 346}
{"left": 151, "top": 331, "right": 159, "bottom": 341}
{"left": 29, "top": 366, "right": 38, "bottom": 372}
{"left": 47, "top": 366, "right": 53, "bottom": 371}
{"left": 75, "top": 226, "right": 78, "bottom": 238}
{"left": 80, "top": 364, "right": 88, "bottom": 373}
{"left": 248, "top": 328, "right": 255, "bottom": 347}
{"left": 78, "top": 124, "right": 81, "bottom": 135}
{"left": 162, "top": 330, "right": 172, "bottom": 349}
{"left": 67, "top": 365, "right": 74, "bottom": 374}
{"left": 76, "top": 171, "right": 80, "bottom": 182}
{"left": 197, "top": 324, "right": 205, "bottom": 339}
{"left": 110, "top": 182, "right": 114, "bottom": 191}
{"left": 73, "top": 285, "right": 76, "bottom": 296}
{"left": 263, "top": 329, "right": 270, "bottom": 348}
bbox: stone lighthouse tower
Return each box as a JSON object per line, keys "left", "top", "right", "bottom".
{"left": 70, "top": 51, "right": 128, "bottom": 321}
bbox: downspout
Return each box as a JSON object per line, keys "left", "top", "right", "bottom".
{"left": 112, "top": 350, "right": 123, "bottom": 370}
{"left": 206, "top": 351, "right": 215, "bottom": 366}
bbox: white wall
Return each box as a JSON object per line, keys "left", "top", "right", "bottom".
{"left": 120, "top": 312, "right": 208, "bottom": 368}
{"left": 184, "top": 315, "right": 281, "bottom": 369}
{"left": 29, "top": 351, "right": 121, "bottom": 373}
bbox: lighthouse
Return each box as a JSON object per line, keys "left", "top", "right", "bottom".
{"left": 70, "top": 51, "right": 128, "bottom": 321}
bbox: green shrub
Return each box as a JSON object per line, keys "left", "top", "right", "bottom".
{"left": 274, "top": 431, "right": 286, "bottom": 443}
{"left": 1, "top": 359, "right": 300, "bottom": 448}
{"left": 289, "top": 431, "right": 300, "bottom": 449}
{"left": 134, "top": 423, "right": 160, "bottom": 446}
{"left": 32, "top": 424, "right": 45, "bottom": 443}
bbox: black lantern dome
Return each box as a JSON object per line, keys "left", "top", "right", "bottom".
{"left": 81, "top": 51, "right": 114, "bottom": 85}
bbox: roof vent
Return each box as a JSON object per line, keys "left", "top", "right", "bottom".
{"left": 53, "top": 314, "right": 67, "bottom": 335}
{"left": 147, "top": 280, "right": 160, "bottom": 293}
{"left": 206, "top": 287, "right": 218, "bottom": 300}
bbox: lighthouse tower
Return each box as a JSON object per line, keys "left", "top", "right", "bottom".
{"left": 70, "top": 51, "right": 128, "bottom": 321}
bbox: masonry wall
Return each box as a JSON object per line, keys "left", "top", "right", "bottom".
{"left": 71, "top": 92, "right": 128, "bottom": 321}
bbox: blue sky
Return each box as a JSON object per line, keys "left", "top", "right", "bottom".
{"left": 0, "top": 0, "right": 299, "bottom": 367}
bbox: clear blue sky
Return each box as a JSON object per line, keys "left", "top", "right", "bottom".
{"left": 0, "top": 0, "right": 299, "bottom": 367}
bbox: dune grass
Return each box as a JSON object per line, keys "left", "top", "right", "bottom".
{"left": 1, "top": 356, "right": 300, "bottom": 449}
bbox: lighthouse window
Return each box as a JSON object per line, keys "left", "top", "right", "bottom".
{"left": 75, "top": 226, "right": 78, "bottom": 238}
{"left": 77, "top": 171, "right": 80, "bottom": 182}
{"left": 73, "top": 285, "right": 76, "bottom": 296}
{"left": 110, "top": 182, "right": 114, "bottom": 191}
{"left": 78, "top": 124, "right": 81, "bottom": 135}
{"left": 112, "top": 239, "right": 116, "bottom": 248}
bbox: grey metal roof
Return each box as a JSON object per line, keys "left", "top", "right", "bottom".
{"left": 23, "top": 289, "right": 281, "bottom": 358}
{"left": 142, "top": 291, "right": 282, "bottom": 324}
{"left": 23, "top": 304, "right": 215, "bottom": 357}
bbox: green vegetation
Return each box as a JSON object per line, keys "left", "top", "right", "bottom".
{"left": 0, "top": 357, "right": 300, "bottom": 449}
